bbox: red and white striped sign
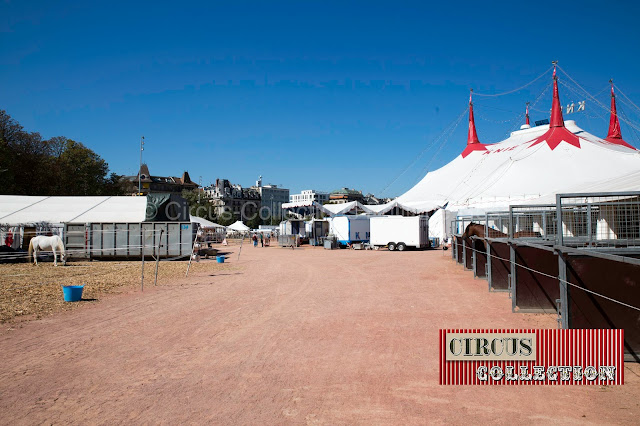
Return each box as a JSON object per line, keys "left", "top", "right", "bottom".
{"left": 439, "top": 329, "right": 624, "bottom": 385}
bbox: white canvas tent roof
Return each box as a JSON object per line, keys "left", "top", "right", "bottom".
{"left": 397, "top": 70, "right": 640, "bottom": 214}
{"left": 395, "top": 70, "right": 640, "bottom": 239}
{"left": 282, "top": 199, "right": 426, "bottom": 216}
{"left": 364, "top": 200, "right": 432, "bottom": 215}
{"left": 0, "top": 196, "right": 147, "bottom": 225}
{"left": 190, "top": 215, "right": 225, "bottom": 229}
{"left": 282, "top": 200, "right": 373, "bottom": 216}
{"left": 397, "top": 120, "right": 640, "bottom": 213}
{"left": 227, "top": 220, "right": 250, "bottom": 232}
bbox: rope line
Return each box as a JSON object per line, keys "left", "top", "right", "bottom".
{"left": 614, "top": 84, "right": 640, "bottom": 116}
{"left": 456, "top": 238, "right": 640, "bottom": 312}
{"left": 473, "top": 67, "right": 553, "bottom": 97}
{"left": 557, "top": 66, "right": 640, "bottom": 134}
{"left": 378, "top": 106, "right": 468, "bottom": 196}
{"left": 418, "top": 109, "right": 468, "bottom": 177}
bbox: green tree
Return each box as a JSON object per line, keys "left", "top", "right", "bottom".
{"left": 0, "top": 110, "right": 126, "bottom": 196}
{"left": 246, "top": 215, "right": 262, "bottom": 230}
{"left": 181, "top": 189, "right": 216, "bottom": 222}
{"left": 216, "top": 210, "right": 236, "bottom": 226}
{"left": 55, "top": 139, "right": 111, "bottom": 195}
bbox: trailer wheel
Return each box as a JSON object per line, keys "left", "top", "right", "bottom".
{"left": 388, "top": 242, "right": 396, "bottom": 251}
{"left": 397, "top": 242, "right": 407, "bottom": 252}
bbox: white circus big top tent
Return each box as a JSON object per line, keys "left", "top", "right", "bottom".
{"left": 394, "top": 66, "right": 640, "bottom": 239}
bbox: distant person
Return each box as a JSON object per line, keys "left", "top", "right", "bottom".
{"left": 252, "top": 233, "right": 258, "bottom": 247}
{"left": 259, "top": 233, "right": 263, "bottom": 247}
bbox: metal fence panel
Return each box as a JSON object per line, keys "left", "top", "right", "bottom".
{"left": 557, "top": 192, "right": 640, "bottom": 248}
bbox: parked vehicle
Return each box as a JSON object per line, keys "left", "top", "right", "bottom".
{"left": 328, "top": 215, "right": 371, "bottom": 246}
{"left": 369, "top": 215, "right": 429, "bottom": 251}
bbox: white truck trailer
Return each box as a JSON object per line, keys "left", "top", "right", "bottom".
{"left": 369, "top": 215, "right": 429, "bottom": 251}
{"left": 328, "top": 215, "right": 371, "bottom": 246}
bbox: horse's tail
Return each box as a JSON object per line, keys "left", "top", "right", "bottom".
{"left": 28, "top": 238, "right": 34, "bottom": 263}
{"left": 58, "top": 237, "right": 66, "bottom": 263}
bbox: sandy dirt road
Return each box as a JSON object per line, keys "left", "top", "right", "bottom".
{"left": 1, "top": 245, "right": 638, "bottom": 425}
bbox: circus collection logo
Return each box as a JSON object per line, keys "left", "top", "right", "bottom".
{"left": 439, "top": 329, "right": 624, "bottom": 385}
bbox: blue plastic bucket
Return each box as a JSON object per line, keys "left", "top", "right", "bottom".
{"left": 62, "top": 285, "right": 84, "bottom": 302}
{"left": 216, "top": 256, "right": 225, "bottom": 263}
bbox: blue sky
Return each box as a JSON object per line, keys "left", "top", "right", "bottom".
{"left": 2, "top": 0, "right": 640, "bottom": 197}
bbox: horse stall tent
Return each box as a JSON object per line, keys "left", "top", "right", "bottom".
{"left": 0, "top": 194, "right": 196, "bottom": 261}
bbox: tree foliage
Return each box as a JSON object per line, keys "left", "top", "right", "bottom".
{"left": 181, "top": 189, "right": 217, "bottom": 222}
{"left": 0, "top": 110, "right": 126, "bottom": 196}
{"left": 246, "top": 215, "right": 263, "bottom": 230}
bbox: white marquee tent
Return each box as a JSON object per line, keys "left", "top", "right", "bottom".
{"left": 227, "top": 220, "right": 250, "bottom": 232}
{"left": 0, "top": 196, "right": 148, "bottom": 225}
{"left": 395, "top": 69, "right": 640, "bottom": 239}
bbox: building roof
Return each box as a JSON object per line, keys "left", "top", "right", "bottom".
{"left": 330, "top": 187, "right": 362, "bottom": 196}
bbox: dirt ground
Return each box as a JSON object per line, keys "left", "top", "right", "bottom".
{"left": 0, "top": 244, "right": 639, "bottom": 425}
{"left": 0, "top": 258, "right": 235, "bottom": 323}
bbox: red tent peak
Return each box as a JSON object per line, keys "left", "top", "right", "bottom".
{"left": 461, "top": 89, "right": 486, "bottom": 158}
{"left": 607, "top": 80, "right": 622, "bottom": 140}
{"left": 549, "top": 63, "right": 565, "bottom": 128}
{"left": 467, "top": 89, "right": 481, "bottom": 145}
{"left": 606, "top": 80, "right": 635, "bottom": 149}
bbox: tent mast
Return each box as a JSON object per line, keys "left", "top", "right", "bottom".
{"left": 549, "top": 61, "right": 565, "bottom": 128}
{"left": 461, "top": 88, "right": 487, "bottom": 158}
{"left": 605, "top": 80, "right": 634, "bottom": 149}
{"left": 467, "top": 89, "right": 481, "bottom": 145}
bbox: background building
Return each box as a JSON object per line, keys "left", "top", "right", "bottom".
{"left": 204, "top": 179, "right": 261, "bottom": 222}
{"left": 123, "top": 164, "right": 198, "bottom": 195}
{"left": 289, "top": 189, "right": 329, "bottom": 204}
{"left": 252, "top": 176, "right": 289, "bottom": 220}
{"left": 363, "top": 193, "right": 392, "bottom": 205}
{"left": 329, "top": 187, "right": 364, "bottom": 204}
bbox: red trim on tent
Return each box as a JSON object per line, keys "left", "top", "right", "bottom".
{"left": 462, "top": 90, "right": 487, "bottom": 158}
{"left": 461, "top": 143, "right": 489, "bottom": 158}
{"left": 529, "top": 126, "right": 581, "bottom": 150}
{"left": 528, "top": 65, "right": 581, "bottom": 150}
{"left": 605, "top": 83, "right": 635, "bottom": 150}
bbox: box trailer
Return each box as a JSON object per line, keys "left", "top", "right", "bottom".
{"left": 279, "top": 219, "right": 307, "bottom": 237}
{"left": 370, "top": 215, "right": 429, "bottom": 251}
{"left": 306, "top": 219, "right": 330, "bottom": 246}
{"left": 64, "top": 222, "right": 196, "bottom": 260}
{"left": 329, "top": 215, "right": 371, "bottom": 246}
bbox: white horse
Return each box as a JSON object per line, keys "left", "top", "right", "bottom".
{"left": 28, "top": 235, "right": 66, "bottom": 266}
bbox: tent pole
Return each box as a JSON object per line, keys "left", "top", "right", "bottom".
{"left": 185, "top": 225, "right": 200, "bottom": 277}
{"left": 237, "top": 231, "right": 245, "bottom": 260}
{"left": 140, "top": 229, "right": 145, "bottom": 292}
{"left": 154, "top": 229, "right": 163, "bottom": 286}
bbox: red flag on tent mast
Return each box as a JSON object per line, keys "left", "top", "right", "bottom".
{"left": 525, "top": 102, "right": 530, "bottom": 126}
